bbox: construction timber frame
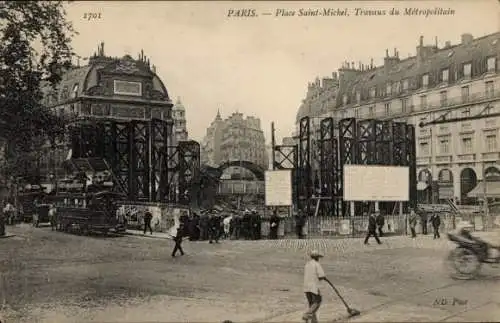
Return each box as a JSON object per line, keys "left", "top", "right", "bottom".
{"left": 68, "top": 117, "right": 200, "bottom": 204}
{"left": 273, "top": 116, "right": 417, "bottom": 217}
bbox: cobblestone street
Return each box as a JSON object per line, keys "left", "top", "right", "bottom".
{"left": 1, "top": 224, "right": 499, "bottom": 322}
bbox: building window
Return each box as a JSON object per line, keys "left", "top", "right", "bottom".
{"left": 439, "top": 138, "right": 450, "bottom": 154}
{"left": 441, "top": 69, "right": 449, "bottom": 83}
{"left": 463, "top": 63, "right": 472, "bottom": 78}
{"left": 461, "top": 137, "right": 473, "bottom": 153}
{"left": 402, "top": 79, "right": 409, "bottom": 91}
{"left": 369, "top": 87, "right": 376, "bottom": 98}
{"left": 386, "top": 83, "right": 392, "bottom": 95}
{"left": 487, "top": 57, "right": 496, "bottom": 72}
{"left": 419, "top": 95, "right": 427, "bottom": 109}
{"left": 355, "top": 108, "right": 360, "bottom": 118}
{"left": 440, "top": 91, "right": 448, "bottom": 106}
{"left": 461, "top": 86, "right": 470, "bottom": 103}
{"left": 384, "top": 103, "right": 391, "bottom": 115}
{"left": 369, "top": 106, "right": 374, "bottom": 117}
{"left": 356, "top": 91, "right": 361, "bottom": 103}
{"left": 422, "top": 74, "right": 429, "bottom": 87}
{"left": 486, "top": 134, "right": 497, "bottom": 152}
{"left": 394, "top": 82, "right": 401, "bottom": 93}
{"left": 419, "top": 142, "right": 430, "bottom": 155}
{"left": 343, "top": 94, "right": 348, "bottom": 105}
{"left": 486, "top": 81, "right": 494, "bottom": 98}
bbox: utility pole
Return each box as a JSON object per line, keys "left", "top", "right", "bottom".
{"left": 482, "top": 162, "right": 489, "bottom": 229}
{"left": 271, "top": 122, "right": 276, "bottom": 170}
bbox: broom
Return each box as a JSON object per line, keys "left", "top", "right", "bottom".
{"left": 325, "top": 279, "right": 361, "bottom": 317}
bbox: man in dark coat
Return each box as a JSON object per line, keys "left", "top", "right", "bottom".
{"left": 430, "top": 213, "right": 441, "bottom": 239}
{"left": 143, "top": 211, "right": 153, "bottom": 235}
{"left": 242, "top": 210, "right": 251, "bottom": 240}
{"left": 295, "top": 211, "right": 306, "bottom": 239}
{"left": 171, "top": 223, "right": 185, "bottom": 257}
{"left": 364, "top": 212, "right": 382, "bottom": 245}
{"left": 208, "top": 213, "right": 220, "bottom": 244}
{"left": 376, "top": 212, "right": 385, "bottom": 237}
{"left": 269, "top": 210, "right": 280, "bottom": 240}
{"left": 419, "top": 208, "right": 428, "bottom": 235}
{"left": 199, "top": 212, "right": 209, "bottom": 241}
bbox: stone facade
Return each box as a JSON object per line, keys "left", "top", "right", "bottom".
{"left": 201, "top": 111, "right": 268, "bottom": 179}
{"left": 172, "top": 97, "right": 189, "bottom": 145}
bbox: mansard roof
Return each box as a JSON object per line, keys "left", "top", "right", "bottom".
{"left": 337, "top": 32, "right": 500, "bottom": 107}
{"left": 41, "top": 48, "right": 171, "bottom": 107}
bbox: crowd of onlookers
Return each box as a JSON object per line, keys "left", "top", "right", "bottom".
{"left": 174, "top": 209, "right": 286, "bottom": 242}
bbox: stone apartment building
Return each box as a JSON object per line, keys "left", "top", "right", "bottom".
{"left": 291, "top": 31, "right": 500, "bottom": 204}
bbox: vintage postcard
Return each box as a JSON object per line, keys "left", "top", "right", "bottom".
{"left": 0, "top": 0, "right": 499, "bottom": 322}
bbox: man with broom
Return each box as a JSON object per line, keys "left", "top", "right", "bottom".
{"left": 303, "top": 250, "right": 361, "bottom": 322}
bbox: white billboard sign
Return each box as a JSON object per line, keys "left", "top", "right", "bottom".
{"left": 265, "top": 170, "right": 292, "bottom": 206}
{"left": 343, "top": 165, "right": 409, "bottom": 201}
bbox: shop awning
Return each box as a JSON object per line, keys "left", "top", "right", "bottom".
{"left": 467, "top": 181, "right": 500, "bottom": 198}
{"left": 417, "top": 181, "right": 429, "bottom": 191}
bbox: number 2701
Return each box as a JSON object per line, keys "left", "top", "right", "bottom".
{"left": 83, "top": 13, "right": 102, "bottom": 20}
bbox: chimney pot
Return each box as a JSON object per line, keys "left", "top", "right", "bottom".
{"left": 394, "top": 48, "right": 397, "bottom": 56}
{"left": 461, "top": 33, "right": 473, "bottom": 45}
{"left": 386, "top": 49, "right": 389, "bottom": 57}
{"left": 419, "top": 35, "right": 424, "bottom": 46}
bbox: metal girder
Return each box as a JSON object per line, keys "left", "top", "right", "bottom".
{"left": 177, "top": 140, "right": 201, "bottom": 206}
{"left": 339, "top": 118, "right": 357, "bottom": 217}
{"left": 130, "top": 121, "right": 150, "bottom": 201}
{"left": 298, "top": 116, "right": 312, "bottom": 213}
{"left": 357, "top": 119, "right": 377, "bottom": 165}
{"left": 407, "top": 124, "right": 417, "bottom": 209}
{"left": 319, "top": 117, "right": 341, "bottom": 217}
{"left": 150, "top": 118, "right": 171, "bottom": 202}
{"left": 392, "top": 122, "right": 407, "bottom": 167}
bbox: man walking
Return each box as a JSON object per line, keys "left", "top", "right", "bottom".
{"left": 364, "top": 212, "right": 382, "bottom": 245}
{"left": 171, "top": 223, "right": 185, "bottom": 257}
{"left": 303, "top": 250, "right": 328, "bottom": 323}
{"left": 431, "top": 213, "right": 441, "bottom": 239}
{"left": 143, "top": 210, "right": 153, "bottom": 235}
{"left": 376, "top": 212, "right": 385, "bottom": 237}
{"left": 269, "top": 210, "right": 280, "bottom": 240}
{"left": 296, "top": 211, "right": 306, "bottom": 239}
{"left": 408, "top": 208, "right": 418, "bottom": 238}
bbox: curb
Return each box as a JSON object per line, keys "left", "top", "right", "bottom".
{"left": 123, "top": 231, "right": 172, "bottom": 240}
{"left": 0, "top": 234, "right": 16, "bottom": 239}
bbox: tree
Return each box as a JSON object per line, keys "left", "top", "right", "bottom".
{"left": 0, "top": 1, "right": 76, "bottom": 177}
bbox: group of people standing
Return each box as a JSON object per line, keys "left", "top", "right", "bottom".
{"left": 180, "top": 209, "right": 264, "bottom": 242}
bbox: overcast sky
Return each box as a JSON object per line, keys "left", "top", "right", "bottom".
{"left": 66, "top": 0, "right": 499, "bottom": 143}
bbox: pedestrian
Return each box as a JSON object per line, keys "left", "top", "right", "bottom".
{"left": 143, "top": 211, "right": 153, "bottom": 235}
{"left": 408, "top": 208, "right": 418, "bottom": 238}
{"left": 48, "top": 204, "right": 57, "bottom": 231}
{"left": 171, "top": 223, "right": 185, "bottom": 257}
{"left": 208, "top": 213, "right": 219, "bottom": 244}
{"left": 200, "top": 212, "right": 209, "bottom": 241}
{"left": 32, "top": 197, "right": 39, "bottom": 228}
{"left": 431, "top": 213, "right": 441, "bottom": 239}
{"left": 269, "top": 210, "right": 280, "bottom": 240}
{"left": 419, "top": 208, "right": 428, "bottom": 235}
{"left": 364, "top": 211, "right": 382, "bottom": 245}
{"left": 376, "top": 212, "right": 385, "bottom": 237}
{"left": 3, "top": 201, "right": 14, "bottom": 225}
{"left": 303, "top": 250, "right": 328, "bottom": 323}
{"left": 295, "top": 211, "right": 305, "bottom": 239}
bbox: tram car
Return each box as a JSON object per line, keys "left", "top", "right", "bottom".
{"left": 48, "top": 190, "right": 126, "bottom": 235}
{"left": 45, "top": 157, "right": 127, "bottom": 235}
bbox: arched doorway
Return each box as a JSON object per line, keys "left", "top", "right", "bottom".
{"left": 417, "top": 169, "right": 432, "bottom": 204}
{"left": 438, "top": 169, "right": 454, "bottom": 203}
{"left": 460, "top": 168, "right": 477, "bottom": 204}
